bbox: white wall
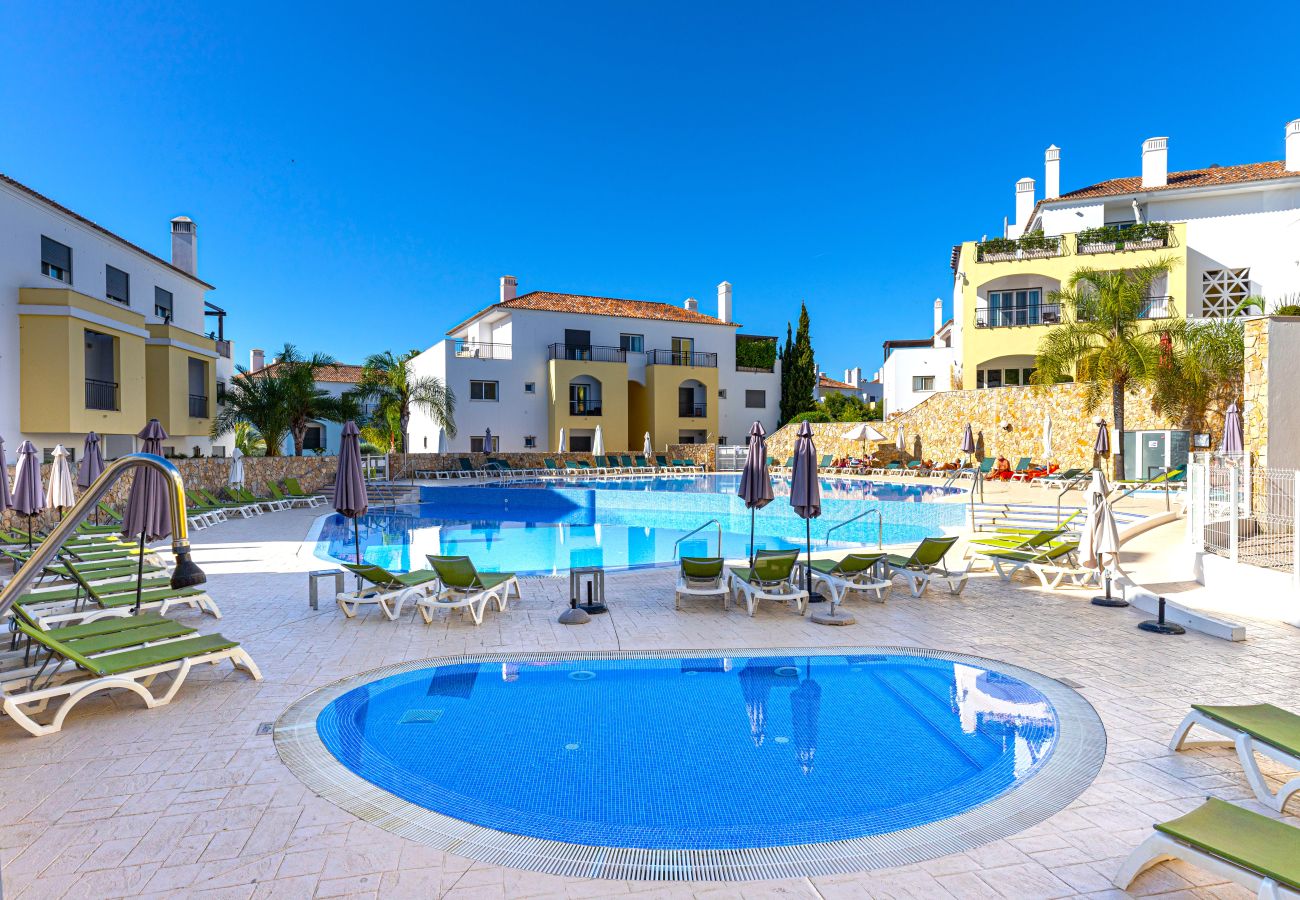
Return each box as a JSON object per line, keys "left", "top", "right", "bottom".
{"left": 877, "top": 345, "right": 957, "bottom": 415}
{"left": 1266, "top": 317, "right": 1300, "bottom": 470}
{"left": 0, "top": 179, "right": 213, "bottom": 453}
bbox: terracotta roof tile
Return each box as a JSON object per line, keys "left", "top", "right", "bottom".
{"left": 1052, "top": 159, "right": 1296, "bottom": 202}
{"left": 448, "top": 290, "right": 738, "bottom": 335}
{"left": 0, "top": 172, "right": 215, "bottom": 289}
{"left": 818, "top": 374, "right": 856, "bottom": 390}
{"left": 244, "top": 362, "right": 364, "bottom": 383}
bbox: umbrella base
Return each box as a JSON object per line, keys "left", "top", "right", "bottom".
{"left": 558, "top": 607, "right": 591, "bottom": 625}
{"left": 811, "top": 609, "right": 855, "bottom": 626}
{"left": 1090, "top": 596, "right": 1129, "bottom": 608}
{"left": 576, "top": 603, "right": 608, "bottom": 615}
{"left": 1138, "top": 619, "right": 1185, "bottom": 635}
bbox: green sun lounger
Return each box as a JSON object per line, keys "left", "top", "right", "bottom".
{"left": 283, "top": 478, "right": 323, "bottom": 499}
{"left": 1114, "top": 798, "right": 1300, "bottom": 896}
{"left": 422, "top": 555, "right": 520, "bottom": 625}
{"left": 1171, "top": 703, "right": 1300, "bottom": 812}
{"left": 806, "top": 552, "right": 890, "bottom": 604}
{"left": 982, "top": 541, "right": 1089, "bottom": 589}
{"left": 968, "top": 528, "right": 1066, "bottom": 553}
{"left": 336, "top": 563, "right": 442, "bottom": 619}
{"left": 884, "top": 536, "right": 968, "bottom": 596}
{"left": 726, "top": 550, "right": 807, "bottom": 616}
{"left": 675, "top": 557, "right": 728, "bottom": 609}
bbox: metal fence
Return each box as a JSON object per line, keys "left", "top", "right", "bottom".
{"left": 1188, "top": 454, "right": 1299, "bottom": 583}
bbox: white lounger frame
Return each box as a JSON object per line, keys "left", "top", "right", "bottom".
{"left": 808, "top": 568, "right": 891, "bottom": 606}
{"left": 887, "top": 561, "right": 971, "bottom": 598}
{"left": 417, "top": 586, "right": 505, "bottom": 626}
{"left": 726, "top": 569, "right": 809, "bottom": 616}
{"left": 26, "top": 590, "right": 222, "bottom": 629}
{"left": 1114, "top": 830, "right": 1299, "bottom": 898}
{"left": 1170, "top": 709, "right": 1300, "bottom": 813}
{"left": 990, "top": 555, "right": 1099, "bottom": 590}
{"left": 336, "top": 583, "right": 429, "bottom": 620}
{"left": 0, "top": 643, "right": 262, "bottom": 737}
{"left": 674, "top": 575, "right": 729, "bottom": 610}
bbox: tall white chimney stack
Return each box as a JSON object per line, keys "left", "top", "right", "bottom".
{"left": 1286, "top": 119, "right": 1300, "bottom": 173}
{"left": 170, "top": 216, "right": 196, "bottom": 275}
{"left": 1044, "top": 145, "right": 1061, "bottom": 199}
{"left": 250, "top": 348, "right": 265, "bottom": 372}
{"left": 717, "top": 281, "right": 733, "bottom": 324}
{"left": 933, "top": 298, "right": 945, "bottom": 348}
{"left": 1142, "top": 137, "right": 1169, "bottom": 188}
{"left": 499, "top": 275, "right": 517, "bottom": 303}
{"left": 1012, "top": 178, "right": 1035, "bottom": 236}
{"left": 684, "top": 297, "right": 699, "bottom": 312}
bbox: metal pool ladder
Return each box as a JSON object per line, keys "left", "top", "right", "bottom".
{"left": 824, "top": 508, "right": 883, "bottom": 549}
{"left": 674, "top": 519, "right": 722, "bottom": 557}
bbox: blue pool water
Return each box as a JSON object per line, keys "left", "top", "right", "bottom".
{"left": 316, "top": 652, "right": 1058, "bottom": 850}
{"left": 313, "top": 475, "right": 965, "bottom": 575}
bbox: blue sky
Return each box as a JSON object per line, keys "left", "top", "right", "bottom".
{"left": 2, "top": 2, "right": 1297, "bottom": 378}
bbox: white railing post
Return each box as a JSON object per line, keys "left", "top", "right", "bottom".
{"left": 1293, "top": 471, "right": 1300, "bottom": 589}
{"left": 1187, "top": 463, "right": 1203, "bottom": 551}
{"left": 1228, "top": 465, "right": 1239, "bottom": 563}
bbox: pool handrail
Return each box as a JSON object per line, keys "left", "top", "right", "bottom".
{"left": 673, "top": 519, "right": 722, "bottom": 558}
{"left": 823, "top": 508, "right": 883, "bottom": 549}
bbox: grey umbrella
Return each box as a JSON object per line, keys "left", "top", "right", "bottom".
{"left": 0, "top": 436, "right": 12, "bottom": 512}
{"left": 78, "top": 431, "right": 104, "bottom": 488}
{"left": 1220, "top": 402, "right": 1244, "bottom": 455}
{"left": 483, "top": 427, "right": 493, "bottom": 455}
{"left": 789, "top": 421, "right": 822, "bottom": 600}
{"left": 11, "top": 441, "right": 45, "bottom": 549}
{"left": 960, "top": 423, "right": 976, "bottom": 466}
{"left": 333, "top": 420, "right": 369, "bottom": 565}
{"left": 123, "top": 420, "right": 171, "bottom": 613}
{"left": 737, "top": 421, "right": 774, "bottom": 567}
{"left": 1095, "top": 421, "right": 1110, "bottom": 455}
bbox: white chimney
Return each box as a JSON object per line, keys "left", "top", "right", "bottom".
{"left": 1044, "top": 145, "right": 1061, "bottom": 199}
{"left": 499, "top": 275, "right": 517, "bottom": 303}
{"left": 843, "top": 368, "right": 851, "bottom": 385}
{"left": 1287, "top": 119, "right": 1300, "bottom": 172}
{"left": 250, "top": 348, "right": 265, "bottom": 372}
{"left": 1014, "top": 178, "right": 1035, "bottom": 234}
{"left": 684, "top": 297, "right": 699, "bottom": 312}
{"left": 1142, "top": 137, "right": 1169, "bottom": 188}
{"left": 170, "top": 216, "right": 196, "bottom": 275}
{"left": 717, "top": 281, "right": 732, "bottom": 323}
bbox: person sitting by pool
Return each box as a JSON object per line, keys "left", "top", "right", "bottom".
{"left": 936, "top": 459, "right": 962, "bottom": 471}
{"left": 986, "top": 456, "right": 1013, "bottom": 480}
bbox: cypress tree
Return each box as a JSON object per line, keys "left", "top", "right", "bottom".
{"left": 787, "top": 303, "right": 817, "bottom": 420}
{"left": 778, "top": 322, "right": 794, "bottom": 424}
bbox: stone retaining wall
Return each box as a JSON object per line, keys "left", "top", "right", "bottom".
{"left": 389, "top": 445, "right": 714, "bottom": 478}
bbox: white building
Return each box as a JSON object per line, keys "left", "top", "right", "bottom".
{"left": 813, "top": 368, "right": 881, "bottom": 405}
{"left": 1, "top": 173, "right": 232, "bottom": 461}
{"left": 874, "top": 298, "right": 957, "bottom": 415}
{"left": 408, "top": 278, "right": 781, "bottom": 453}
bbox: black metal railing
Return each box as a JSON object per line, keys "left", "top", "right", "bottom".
{"left": 648, "top": 349, "right": 718, "bottom": 367}
{"left": 1138, "top": 296, "right": 1175, "bottom": 319}
{"left": 975, "top": 234, "right": 1065, "bottom": 263}
{"left": 974, "top": 303, "right": 1063, "bottom": 328}
{"left": 678, "top": 403, "right": 707, "bottom": 418}
{"left": 188, "top": 394, "right": 209, "bottom": 418}
{"left": 548, "top": 343, "right": 626, "bottom": 363}
{"left": 1076, "top": 224, "right": 1174, "bottom": 255}
{"left": 454, "top": 340, "right": 512, "bottom": 360}
{"left": 569, "top": 400, "right": 602, "bottom": 416}
{"left": 85, "top": 378, "right": 118, "bottom": 411}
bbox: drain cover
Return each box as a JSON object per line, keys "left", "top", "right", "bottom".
{"left": 400, "top": 709, "right": 445, "bottom": 724}
{"left": 568, "top": 671, "right": 596, "bottom": 681}
{"left": 774, "top": 666, "right": 799, "bottom": 678}
{"left": 256, "top": 722, "right": 274, "bottom": 736}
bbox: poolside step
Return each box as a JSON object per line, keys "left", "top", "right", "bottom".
{"left": 969, "top": 502, "right": 1145, "bottom": 532}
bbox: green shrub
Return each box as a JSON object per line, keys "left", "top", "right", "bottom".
{"left": 735, "top": 338, "right": 777, "bottom": 370}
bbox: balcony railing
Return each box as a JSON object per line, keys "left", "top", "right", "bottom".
{"left": 1138, "top": 296, "right": 1174, "bottom": 319}
{"left": 678, "top": 403, "right": 707, "bottom": 418}
{"left": 1076, "top": 223, "right": 1174, "bottom": 255}
{"left": 648, "top": 349, "right": 718, "bottom": 367}
{"left": 975, "top": 234, "right": 1065, "bottom": 263}
{"left": 974, "top": 303, "right": 1063, "bottom": 328}
{"left": 189, "top": 394, "right": 209, "bottom": 418}
{"left": 454, "top": 340, "right": 512, "bottom": 360}
{"left": 569, "top": 400, "right": 602, "bottom": 416}
{"left": 549, "top": 343, "right": 626, "bottom": 363}
{"left": 85, "top": 378, "right": 118, "bottom": 411}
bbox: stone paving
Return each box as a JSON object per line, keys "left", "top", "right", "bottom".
{"left": 1, "top": 502, "right": 1297, "bottom": 899}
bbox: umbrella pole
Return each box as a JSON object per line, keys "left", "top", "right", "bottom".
{"left": 805, "top": 518, "right": 813, "bottom": 600}
{"left": 133, "top": 474, "right": 150, "bottom": 615}
{"left": 353, "top": 517, "right": 361, "bottom": 565}
{"left": 749, "top": 508, "right": 756, "bottom": 569}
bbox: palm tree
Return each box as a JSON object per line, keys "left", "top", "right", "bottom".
{"left": 211, "top": 366, "right": 290, "bottom": 457}
{"left": 1150, "top": 316, "right": 1244, "bottom": 434}
{"left": 1030, "top": 259, "right": 1177, "bottom": 479}
{"left": 233, "top": 422, "right": 266, "bottom": 457}
{"left": 273, "top": 344, "right": 352, "bottom": 456}
{"left": 355, "top": 350, "right": 457, "bottom": 466}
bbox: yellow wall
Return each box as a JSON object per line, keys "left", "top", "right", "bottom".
{"left": 144, "top": 323, "right": 217, "bottom": 438}
{"left": 627, "top": 380, "right": 650, "bottom": 449}
{"left": 547, "top": 359, "right": 630, "bottom": 452}
{"left": 18, "top": 288, "right": 148, "bottom": 434}
{"left": 645, "top": 362, "right": 719, "bottom": 449}
{"left": 958, "top": 224, "right": 1188, "bottom": 388}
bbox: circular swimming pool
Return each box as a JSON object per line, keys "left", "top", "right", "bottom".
{"left": 276, "top": 647, "right": 1105, "bottom": 881}
{"left": 310, "top": 475, "right": 966, "bottom": 575}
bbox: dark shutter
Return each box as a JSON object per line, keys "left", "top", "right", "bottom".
{"left": 41, "top": 236, "right": 72, "bottom": 270}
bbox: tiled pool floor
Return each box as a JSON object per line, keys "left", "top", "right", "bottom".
{"left": 0, "top": 504, "right": 1295, "bottom": 898}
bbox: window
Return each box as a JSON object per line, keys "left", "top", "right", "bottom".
{"left": 470, "top": 435, "right": 498, "bottom": 452}
{"left": 745, "top": 389, "right": 766, "bottom": 409}
{"left": 84, "top": 330, "right": 117, "bottom": 410}
{"left": 1022, "top": 367, "right": 1036, "bottom": 385}
{"left": 976, "top": 370, "right": 985, "bottom": 389}
{"left": 619, "top": 333, "right": 644, "bottom": 352}
{"left": 469, "top": 380, "right": 499, "bottom": 401}
{"left": 569, "top": 381, "right": 600, "bottom": 415}
{"left": 717, "top": 388, "right": 727, "bottom": 399}
{"left": 41, "top": 236, "right": 72, "bottom": 283}
{"left": 985, "top": 369, "right": 1003, "bottom": 388}
{"left": 423, "top": 436, "right": 428, "bottom": 449}
{"left": 1202, "top": 268, "right": 1250, "bottom": 317}
{"left": 105, "top": 265, "right": 130, "bottom": 304}
{"left": 524, "top": 382, "right": 536, "bottom": 394}
{"left": 187, "top": 358, "right": 209, "bottom": 417}
{"left": 524, "top": 436, "right": 537, "bottom": 449}
{"left": 986, "top": 289, "right": 1044, "bottom": 326}
{"left": 154, "top": 287, "right": 173, "bottom": 321}
{"left": 912, "top": 375, "right": 935, "bottom": 392}
{"left": 671, "top": 336, "right": 694, "bottom": 365}
{"left": 303, "top": 425, "right": 324, "bottom": 451}
{"left": 1004, "top": 369, "right": 1021, "bottom": 386}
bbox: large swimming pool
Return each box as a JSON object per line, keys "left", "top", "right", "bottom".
{"left": 311, "top": 475, "right": 965, "bottom": 575}
{"left": 277, "top": 647, "right": 1106, "bottom": 880}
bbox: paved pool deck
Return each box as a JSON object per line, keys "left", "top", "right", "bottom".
{"left": 0, "top": 496, "right": 1295, "bottom": 899}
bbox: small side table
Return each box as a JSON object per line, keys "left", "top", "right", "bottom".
{"left": 309, "top": 569, "right": 345, "bottom": 610}
{"left": 569, "top": 566, "right": 607, "bottom": 614}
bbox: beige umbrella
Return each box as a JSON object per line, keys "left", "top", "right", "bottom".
{"left": 1079, "top": 469, "right": 1124, "bottom": 607}
{"left": 841, "top": 423, "right": 885, "bottom": 461}
{"left": 45, "top": 444, "right": 76, "bottom": 519}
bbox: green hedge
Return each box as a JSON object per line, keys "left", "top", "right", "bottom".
{"left": 736, "top": 338, "right": 777, "bottom": 370}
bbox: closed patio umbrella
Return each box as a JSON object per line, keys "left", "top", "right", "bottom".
{"left": 1220, "top": 402, "right": 1244, "bottom": 456}
{"left": 483, "top": 427, "right": 493, "bottom": 454}
{"left": 790, "top": 421, "right": 822, "bottom": 602}
{"left": 1094, "top": 421, "right": 1110, "bottom": 456}
{"left": 1079, "top": 469, "right": 1124, "bottom": 608}
{"left": 592, "top": 425, "right": 605, "bottom": 457}
{"left": 895, "top": 425, "right": 905, "bottom": 451}
{"left": 11, "top": 441, "right": 45, "bottom": 550}
{"left": 78, "top": 432, "right": 104, "bottom": 488}
{"left": 557, "top": 428, "right": 566, "bottom": 453}
{"left": 643, "top": 432, "right": 652, "bottom": 459}
{"left": 46, "top": 444, "right": 75, "bottom": 520}
{"left": 737, "top": 421, "right": 774, "bottom": 567}
{"left": 228, "top": 446, "right": 245, "bottom": 489}
{"left": 123, "top": 420, "right": 171, "bottom": 613}
{"left": 0, "top": 436, "right": 12, "bottom": 513}
{"left": 1042, "top": 413, "right": 1053, "bottom": 460}
{"left": 960, "top": 423, "right": 976, "bottom": 466}
{"left": 333, "top": 421, "right": 369, "bottom": 566}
